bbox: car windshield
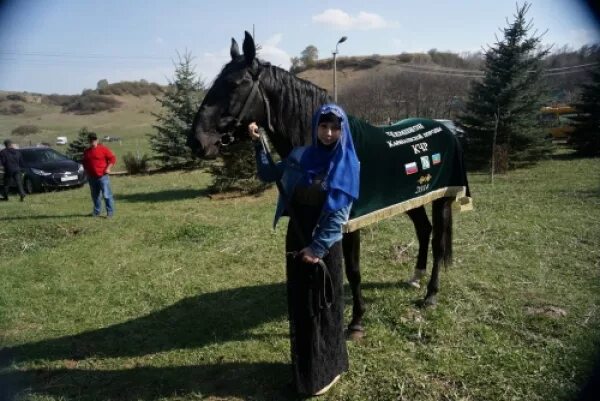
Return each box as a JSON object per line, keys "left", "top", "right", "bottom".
{"left": 21, "top": 148, "right": 69, "bottom": 164}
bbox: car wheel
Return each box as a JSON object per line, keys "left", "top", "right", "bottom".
{"left": 23, "top": 176, "right": 34, "bottom": 194}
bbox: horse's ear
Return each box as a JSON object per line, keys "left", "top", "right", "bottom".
{"left": 230, "top": 38, "right": 240, "bottom": 59}
{"left": 242, "top": 31, "right": 256, "bottom": 65}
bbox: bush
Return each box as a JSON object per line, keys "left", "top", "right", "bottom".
{"left": 97, "top": 80, "right": 164, "bottom": 97}
{"left": 43, "top": 94, "right": 76, "bottom": 107}
{"left": 62, "top": 94, "right": 122, "bottom": 115}
{"left": 12, "top": 124, "right": 40, "bottom": 136}
{"left": 0, "top": 103, "right": 25, "bottom": 115}
{"left": 122, "top": 152, "right": 150, "bottom": 175}
{"left": 6, "top": 94, "right": 26, "bottom": 102}
{"left": 396, "top": 53, "right": 413, "bottom": 63}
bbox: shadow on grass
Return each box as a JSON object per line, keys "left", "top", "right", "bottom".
{"left": 0, "top": 213, "right": 92, "bottom": 221}
{"left": 0, "top": 283, "right": 288, "bottom": 367}
{"left": 0, "top": 362, "right": 303, "bottom": 401}
{"left": 0, "top": 281, "right": 401, "bottom": 400}
{"left": 118, "top": 188, "right": 211, "bottom": 203}
{"left": 0, "top": 281, "right": 402, "bottom": 366}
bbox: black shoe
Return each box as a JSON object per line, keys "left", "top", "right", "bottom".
{"left": 20, "top": 195, "right": 25, "bottom": 202}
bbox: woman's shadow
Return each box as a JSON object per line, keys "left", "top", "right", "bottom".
{"left": 0, "top": 282, "right": 300, "bottom": 400}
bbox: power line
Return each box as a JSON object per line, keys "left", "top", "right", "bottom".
{"left": 391, "top": 62, "right": 598, "bottom": 77}
{"left": 1, "top": 50, "right": 597, "bottom": 77}
{"left": 0, "top": 50, "right": 171, "bottom": 60}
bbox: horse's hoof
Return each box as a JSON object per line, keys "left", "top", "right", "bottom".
{"left": 415, "top": 296, "right": 437, "bottom": 309}
{"left": 405, "top": 279, "right": 421, "bottom": 289}
{"left": 346, "top": 325, "right": 365, "bottom": 341}
{"left": 422, "top": 296, "right": 437, "bottom": 308}
{"left": 405, "top": 269, "right": 425, "bottom": 289}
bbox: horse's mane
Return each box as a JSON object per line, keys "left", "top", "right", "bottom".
{"left": 259, "top": 61, "right": 330, "bottom": 156}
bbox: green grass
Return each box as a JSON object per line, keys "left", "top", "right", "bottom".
{"left": 1, "top": 155, "right": 599, "bottom": 401}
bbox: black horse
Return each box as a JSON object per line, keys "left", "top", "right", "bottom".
{"left": 189, "top": 32, "right": 458, "bottom": 339}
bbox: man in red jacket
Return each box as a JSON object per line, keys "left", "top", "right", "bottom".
{"left": 82, "top": 132, "right": 116, "bottom": 217}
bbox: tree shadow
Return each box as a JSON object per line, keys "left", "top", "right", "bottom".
{"left": 118, "top": 188, "right": 211, "bottom": 203}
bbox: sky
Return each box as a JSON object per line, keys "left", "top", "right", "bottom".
{"left": 0, "top": 0, "right": 599, "bottom": 94}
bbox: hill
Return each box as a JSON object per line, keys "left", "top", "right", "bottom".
{"left": 297, "top": 51, "right": 483, "bottom": 93}
{"left": 297, "top": 46, "right": 599, "bottom": 123}
{"left": 0, "top": 45, "right": 597, "bottom": 162}
{"left": 0, "top": 92, "right": 162, "bottom": 162}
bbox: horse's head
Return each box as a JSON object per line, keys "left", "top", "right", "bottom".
{"left": 189, "top": 31, "right": 270, "bottom": 158}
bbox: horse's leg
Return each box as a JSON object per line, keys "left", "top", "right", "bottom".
{"left": 423, "top": 197, "right": 453, "bottom": 307}
{"left": 342, "top": 230, "right": 366, "bottom": 340}
{"left": 405, "top": 206, "right": 432, "bottom": 288}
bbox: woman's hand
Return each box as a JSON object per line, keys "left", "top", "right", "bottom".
{"left": 248, "top": 122, "right": 260, "bottom": 141}
{"left": 300, "top": 247, "right": 320, "bottom": 264}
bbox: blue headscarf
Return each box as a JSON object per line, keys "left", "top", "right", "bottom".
{"left": 299, "top": 104, "right": 360, "bottom": 213}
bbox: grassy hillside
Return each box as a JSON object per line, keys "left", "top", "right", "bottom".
{"left": 297, "top": 53, "right": 482, "bottom": 94}
{"left": 0, "top": 155, "right": 599, "bottom": 401}
{"left": 0, "top": 93, "right": 161, "bottom": 164}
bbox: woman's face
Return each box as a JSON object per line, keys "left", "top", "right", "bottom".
{"left": 317, "top": 122, "right": 342, "bottom": 146}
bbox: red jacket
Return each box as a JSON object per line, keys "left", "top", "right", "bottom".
{"left": 83, "top": 144, "right": 116, "bottom": 178}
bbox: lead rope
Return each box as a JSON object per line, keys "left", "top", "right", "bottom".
{"left": 259, "top": 134, "right": 334, "bottom": 314}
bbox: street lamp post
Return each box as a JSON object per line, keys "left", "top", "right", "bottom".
{"left": 332, "top": 36, "right": 347, "bottom": 103}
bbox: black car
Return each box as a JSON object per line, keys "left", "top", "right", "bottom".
{"left": 1, "top": 147, "right": 87, "bottom": 193}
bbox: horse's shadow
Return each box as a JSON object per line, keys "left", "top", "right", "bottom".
{"left": 0, "top": 283, "right": 288, "bottom": 367}
{"left": 0, "top": 362, "right": 300, "bottom": 401}
{"left": 0, "top": 281, "right": 400, "bottom": 400}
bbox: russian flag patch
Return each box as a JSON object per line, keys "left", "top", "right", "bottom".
{"left": 405, "top": 162, "right": 418, "bottom": 175}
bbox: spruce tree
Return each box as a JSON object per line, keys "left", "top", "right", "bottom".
{"left": 67, "top": 127, "right": 93, "bottom": 162}
{"left": 569, "top": 62, "right": 600, "bottom": 156}
{"left": 209, "top": 140, "right": 271, "bottom": 195}
{"left": 459, "top": 3, "right": 551, "bottom": 171}
{"left": 149, "top": 52, "right": 205, "bottom": 169}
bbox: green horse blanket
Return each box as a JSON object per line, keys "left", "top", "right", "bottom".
{"left": 345, "top": 117, "right": 471, "bottom": 232}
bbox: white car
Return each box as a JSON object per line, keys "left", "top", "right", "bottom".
{"left": 56, "top": 136, "right": 68, "bottom": 145}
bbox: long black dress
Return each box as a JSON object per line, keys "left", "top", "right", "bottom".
{"left": 284, "top": 183, "right": 349, "bottom": 395}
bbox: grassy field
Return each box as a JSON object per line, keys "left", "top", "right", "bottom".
{"left": 0, "top": 95, "right": 161, "bottom": 164}
{"left": 0, "top": 155, "right": 599, "bottom": 401}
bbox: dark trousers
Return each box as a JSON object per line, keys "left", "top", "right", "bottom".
{"left": 1, "top": 170, "right": 25, "bottom": 199}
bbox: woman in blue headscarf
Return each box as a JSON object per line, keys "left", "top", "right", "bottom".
{"left": 249, "top": 103, "right": 359, "bottom": 396}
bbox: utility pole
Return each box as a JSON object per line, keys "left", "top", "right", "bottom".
{"left": 332, "top": 36, "right": 347, "bottom": 103}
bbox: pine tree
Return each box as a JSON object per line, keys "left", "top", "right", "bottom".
{"left": 209, "top": 141, "right": 271, "bottom": 195}
{"left": 569, "top": 62, "right": 600, "bottom": 156}
{"left": 148, "top": 52, "right": 205, "bottom": 169}
{"left": 67, "top": 127, "right": 93, "bottom": 162}
{"left": 459, "top": 3, "right": 551, "bottom": 171}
